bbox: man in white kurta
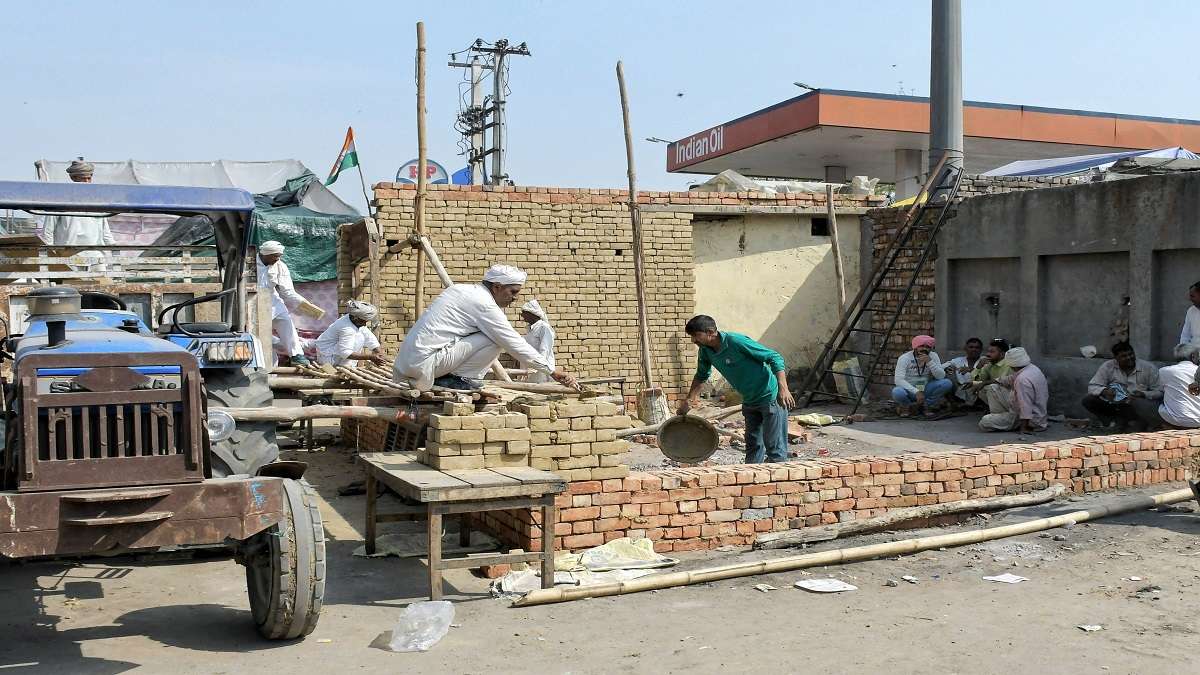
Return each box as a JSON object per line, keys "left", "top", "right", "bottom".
{"left": 520, "top": 299, "right": 556, "bottom": 383}
{"left": 394, "top": 264, "right": 578, "bottom": 391}
{"left": 43, "top": 158, "right": 116, "bottom": 272}
{"left": 316, "top": 301, "right": 385, "bottom": 368}
{"left": 256, "top": 240, "right": 323, "bottom": 366}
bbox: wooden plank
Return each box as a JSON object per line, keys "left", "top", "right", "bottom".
{"left": 357, "top": 452, "right": 471, "bottom": 501}
{"left": 443, "top": 468, "right": 519, "bottom": 489}
{"left": 488, "top": 466, "right": 566, "bottom": 486}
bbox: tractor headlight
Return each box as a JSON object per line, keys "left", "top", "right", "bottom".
{"left": 206, "top": 409, "right": 236, "bottom": 443}
{"left": 205, "top": 341, "right": 254, "bottom": 363}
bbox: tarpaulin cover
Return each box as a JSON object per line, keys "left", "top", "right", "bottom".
{"left": 981, "top": 146, "right": 1200, "bottom": 177}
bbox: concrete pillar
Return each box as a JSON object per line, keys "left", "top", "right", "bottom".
{"left": 894, "top": 149, "right": 926, "bottom": 200}
{"left": 929, "top": 0, "right": 964, "bottom": 173}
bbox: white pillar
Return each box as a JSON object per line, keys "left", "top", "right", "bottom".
{"left": 894, "top": 149, "right": 927, "bottom": 200}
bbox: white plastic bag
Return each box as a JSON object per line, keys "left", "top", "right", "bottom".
{"left": 386, "top": 601, "right": 454, "bottom": 652}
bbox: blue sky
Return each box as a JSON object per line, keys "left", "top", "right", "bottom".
{"left": 3, "top": 1, "right": 1198, "bottom": 211}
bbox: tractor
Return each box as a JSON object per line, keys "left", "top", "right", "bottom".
{"left": 0, "top": 180, "right": 324, "bottom": 640}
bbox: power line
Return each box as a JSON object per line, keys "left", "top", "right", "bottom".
{"left": 448, "top": 38, "right": 530, "bottom": 185}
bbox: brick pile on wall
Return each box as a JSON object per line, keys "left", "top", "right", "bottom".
{"left": 518, "top": 400, "right": 631, "bottom": 481}
{"left": 342, "top": 184, "right": 882, "bottom": 400}
{"left": 421, "top": 403, "right": 532, "bottom": 470}
{"left": 475, "top": 429, "right": 1197, "bottom": 553}
{"left": 865, "top": 174, "right": 1082, "bottom": 388}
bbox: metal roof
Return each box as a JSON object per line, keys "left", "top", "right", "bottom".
{"left": 0, "top": 180, "right": 255, "bottom": 214}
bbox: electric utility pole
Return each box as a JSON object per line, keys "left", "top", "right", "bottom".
{"left": 449, "top": 38, "right": 530, "bottom": 185}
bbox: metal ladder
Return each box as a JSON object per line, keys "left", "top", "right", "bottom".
{"left": 801, "top": 157, "right": 964, "bottom": 413}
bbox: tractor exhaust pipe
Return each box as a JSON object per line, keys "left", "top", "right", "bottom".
{"left": 47, "top": 320, "right": 66, "bottom": 347}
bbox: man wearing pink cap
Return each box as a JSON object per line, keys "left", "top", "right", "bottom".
{"left": 892, "top": 335, "right": 953, "bottom": 417}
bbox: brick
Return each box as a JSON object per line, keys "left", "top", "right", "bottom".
{"left": 478, "top": 415, "right": 505, "bottom": 430}
{"left": 482, "top": 442, "right": 505, "bottom": 455}
{"left": 485, "top": 455, "right": 529, "bottom": 468}
{"left": 563, "top": 533, "right": 604, "bottom": 550}
{"left": 428, "top": 414, "right": 460, "bottom": 430}
{"left": 591, "top": 441, "right": 628, "bottom": 455}
{"left": 487, "top": 427, "right": 532, "bottom": 442}
{"left": 504, "top": 413, "right": 529, "bottom": 428}
{"left": 458, "top": 415, "right": 486, "bottom": 430}
{"left": 505, "top": 440, "right": 531, "bottom": 455}
{"left": 706, "top": 510, "right": 742, "bottom": 522}
{"left": 591, "top": 466, "right": 630, "bottom": 480}
{"left": 427, "top": 455, "right": 485, "bottom": 470}
{"left": 594, "top": 401, "right": 619, "bottom": 415}
{"left": 570, "top": 417, "right": 593, "bottom": 430}
{"left": 594, "top": 415, "right": 634, "bottom": 429}
{"left": 444, "top": 402, "right": 474, "bottom": 416}
{"left": 430, "top": 428, "right": 485, "bottom": 444}
{"left": 531, "top": 418, "right": 569, "bottom": 432}
{"left": 556, "top": 429, "right": 596, "bottom": 443}
{"left": 561, "top": 506, "right": 601, "bottom": 522}
{"left": 520, "top": 404, "right": 552, "bottom": 419}
{"left": 595, "top": 429, "right": 618, "bottom": 442}
{"left": 555, "top": 403, "right": 597, "bottom": 418}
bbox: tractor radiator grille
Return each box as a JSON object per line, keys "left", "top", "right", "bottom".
{"left": 39, "top": 403, "right": 189, "bottom": 461}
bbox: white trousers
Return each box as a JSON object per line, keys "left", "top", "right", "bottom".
{"left": 979, "top": 384, "right": 1017, "bottom": 431}
{"left": 273, "top": 311, "right": 303, "bottom": 357}
{"left": 394, "top": 333, "right": 502, "bottom": 390}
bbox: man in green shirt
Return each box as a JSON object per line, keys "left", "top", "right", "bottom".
{"left": 679, "top": 315, "right": 794, "bottom": 464}
{"left": 964, "top": 338, "right": 1013, "bottom": 415}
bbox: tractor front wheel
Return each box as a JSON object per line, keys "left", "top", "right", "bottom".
{"left": 241, "top": 478, "right": 326, "bottom": 640}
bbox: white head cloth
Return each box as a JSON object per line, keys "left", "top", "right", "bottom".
{"left": 1003, "top": 347, "right": 1031, "bottom": 368}
{"left": 521, "top": 299, "right": 547, "bottom": 321}
{"left": 259, "top": 240, "right": 285, "bottom": 255}
{"left": 483, "top": 264, "right": 527, "bottom": 285}
{"left": 347, "top": 300, "right": 378, "bottom": 321}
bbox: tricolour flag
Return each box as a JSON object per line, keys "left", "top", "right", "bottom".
{"left": 325, "top": 127, "right": 359, "bottom": 186}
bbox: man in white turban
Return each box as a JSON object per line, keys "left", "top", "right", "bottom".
{"left": 519, "top": 299, "right": 556, "bottom": 383}
{"left": 315, "top": 300, "right": 385, "bottom": 367}
{"left": 394, "top": 264, "right": 578, "bottom": 391}
{"left": 256, "top": 240, "right": 325, "bottom": 366}
{"left": 44, "top": 157, "right": 116, "bottom": 272}
{"left": 979, "top": 347, "right": 1049, "bottom": 433}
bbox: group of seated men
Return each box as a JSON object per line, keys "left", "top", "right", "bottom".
{"left": 893, "top": 334, "right": 1200, "bottom": 433}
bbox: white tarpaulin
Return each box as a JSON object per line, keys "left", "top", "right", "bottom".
{"left": 981, "top": 147, "right": 1200, "bottom": 177}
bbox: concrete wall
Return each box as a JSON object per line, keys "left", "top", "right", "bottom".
{"left": 692, "top": 214, "right": 862, "bottom": 373}
{"left": 935, "top": 172, "right": 1200, "bottom": 415}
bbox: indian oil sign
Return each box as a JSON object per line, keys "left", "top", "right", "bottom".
{"left": 671, "top": 126, "right": 725, "bottom": 168}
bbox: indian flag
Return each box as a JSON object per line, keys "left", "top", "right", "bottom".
{"left": 325, "top": 127, "right": 359, "bottom": 186}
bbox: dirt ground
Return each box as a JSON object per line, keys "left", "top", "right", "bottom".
{"left": 627, "top": 402, "right": 1099, "bottom": 470}
{"left": 2, "top": 436, "right": 1198, "bottom": 674}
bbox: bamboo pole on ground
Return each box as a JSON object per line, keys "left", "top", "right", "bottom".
{"left": 616, "top": 60, "right": 663, "bottom": 422}
{"left": 413, "top": 21, "right": 429, "bottom": 319}
{"left": 512, "top": 486, "right": 1196, "bottom": 607}
{"left": 825, "top": 183, "right": 846, "bottom": 316}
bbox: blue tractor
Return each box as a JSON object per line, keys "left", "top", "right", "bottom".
{"left": 0, "top": 181, "right": 324, "bottom": 640}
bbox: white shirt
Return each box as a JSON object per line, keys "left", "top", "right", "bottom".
{"left": 256, "top": 258, "right": 306, "bottom": 320}
{"left": 1181, "top": 306, "right": 1200, "bottom": 347}
{"left": 1086, "top": 358, "right": 1162, "bottom": 400}
{"left": 522, "top": 320, "right": 556, "bottom": 383}
{"left": 43, "top": 214, "right": 115, "bottom": 247}
{"left": 947, "top": 355, "right": 980, "bottom": 386}
{"left": 316, "top": 314, "right": 380, "bottom": 367}
{"left": 1157, "top": 361, "right": 1200, "bottom": 428}
{"left": 894, "top": 350, "right": 946, "bottom": 394}
{"left": 396, "top": 283, "right": 552, "bottom": 374}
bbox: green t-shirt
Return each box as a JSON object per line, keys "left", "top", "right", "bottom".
{"left": 695, "top": 332, "right": 786, "bottom": 406}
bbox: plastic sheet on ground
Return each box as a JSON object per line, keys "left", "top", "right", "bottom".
{"left": 554, "top": 536, "right": 680, "bottom": 572}
{"left": 353, "top": 531, "right": 499, "bottom": 558}
{"left": 490, "top": 568, "right": 660, "bottom": 599}
{"left": 791, "top": 413, "right": 835, "bottom": 427}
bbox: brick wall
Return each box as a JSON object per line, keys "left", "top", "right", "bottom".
{"left": 349, "top": 184, "right": 880, "bottom": 399}
{"left": 865, "top": 174, "right": 1083, "bottom": 387}
{"left": 478, "top": 429, "right": 1197, "bottom": 553}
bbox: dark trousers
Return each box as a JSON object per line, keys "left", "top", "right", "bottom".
{"left": 743, "top": 400, "right": 789, "bottom": 464}
{"left": 1081, "top": 394, "right": 1162, "bottom": 430}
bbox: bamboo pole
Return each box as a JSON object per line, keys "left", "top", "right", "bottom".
{"left": 213, "top": 405, "right": 414, "bottom": 424}
{"left": 755, "top": 484, "right": 1065, "bottom": 549}
{"left": 616, "top": 405, "right": 742, "bottom": 438}
{"left": 825, "top": 184, "right": 846, "bottom": 316}
{"left": 616, "top": 61, "right": 654, "bottom": 392}
{"left": 268, "top": 376, "right": 345, "bottom": 390}
{"left": 512, "top": 487, "right": 1195, "bottom": 607}
{"left": 480, "top": 381, "right": 583, "bottom": 395}
{"left": 413, "top": 21, "right": 428, "bottom": 319}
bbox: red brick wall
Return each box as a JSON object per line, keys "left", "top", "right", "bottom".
{"left": 475, "top": 429, "right": 1196, "bottom": 553}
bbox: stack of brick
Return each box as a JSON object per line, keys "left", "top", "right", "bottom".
{"left": 420, "top": 402, "right": 532, "bottom": 470}
{"left": 517, "top": 400, "right": 632, "bottom": 482}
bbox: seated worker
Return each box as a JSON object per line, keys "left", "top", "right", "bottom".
{"left": 393, "top": 264, "right": 578, "bottom": 391}
{"left": 962, "top": 338, "right": 1012, "bottom": 408}
{"left": 1081, "top": 341, "right": 1162, "bottom": 431}
{"left": 678, "top": 315, "right": 794, "bottom": 464}
{"left": 945, "top": 337, "right": 985, "bottom": 407}
{"left": 1156, "top": 344, "right": 1200, "bottom": 429}
{"left": 315, "top": 300, "right": 387, "bottom": 368}
{"left": 979, "top": 347, "right": 1049, "bottom": 433}
{"left": 892, "top": 335, "right": 953, "bottom": 417}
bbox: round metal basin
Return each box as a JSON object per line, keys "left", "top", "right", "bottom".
{"left": 657, "top": 414, "right": 719, "bottom": 463}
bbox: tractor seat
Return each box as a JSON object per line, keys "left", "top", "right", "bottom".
{"left": 179, "top": 322, "right": 233, "bottom": 335}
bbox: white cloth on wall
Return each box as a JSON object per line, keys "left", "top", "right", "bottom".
{"left": 316, "top": 314, "right": 380, "bottom": 367}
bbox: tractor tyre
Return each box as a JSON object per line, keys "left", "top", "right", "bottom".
{"left": 203, "top": 367, "right": 279, "bottom": 477}
{"left": 242, "top": 478, "right": 326, "bottom": 640}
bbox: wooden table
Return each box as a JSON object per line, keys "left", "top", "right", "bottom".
{"left": 356, "top": 452, "right": 566, "bottom": 600}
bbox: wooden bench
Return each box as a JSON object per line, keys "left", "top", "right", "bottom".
{"left": 356, "top": 452, "right": 566, "bottom": 600}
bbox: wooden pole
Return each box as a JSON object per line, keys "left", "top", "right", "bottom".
{"left": 513, "top": 487, "right": 1195, "bottom": 607}
{"left": 213, "top": 405, "right": 414, "bottom": 424}
{"left": 825, "top": 183, "right": 846, "bottom": 316}
{"left": 616, "top": 61, "right": 655, "bottom": 391}
{"left": 413, "top": 21, "right": 428, "bottom": 319}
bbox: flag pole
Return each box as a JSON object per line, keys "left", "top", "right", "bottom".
{"left": 355, "top": 161, "right": 373, "bottom": 217}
